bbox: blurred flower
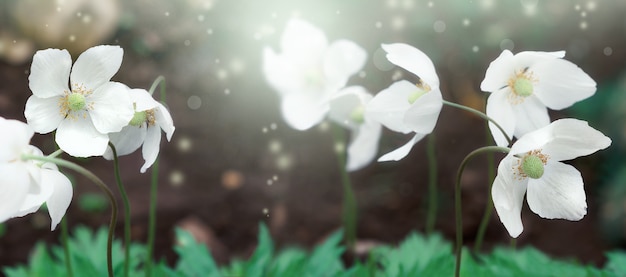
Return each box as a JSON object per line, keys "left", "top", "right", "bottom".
{"left": 492, "top": 118, "right": 611, "bottom": 238}
{"left": 367, "top": 43, "right": 443, "bottom": 161}
{"left": 0, "top": 117, "right": 72, "bottom": 231}
{"left": 328, "top": 86, "right": 382, "bottom": 171}
{"left": 24, "top": 45, "right": 134, "bottom": 158}
{"left": 103, "top": 88, "right": 175, "bottom": 173}
{"left": 263, "top": 18, "right": 367, "bottom": 130}
{"left": 481, "top": 50, "right": 596, "bottom": 147}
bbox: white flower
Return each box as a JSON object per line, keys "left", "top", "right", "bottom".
{"left": 481, "top": 50, "right": 596, "bottom": 147}
{"left": 263, "top": 18, "right": 367, "bottom": 130}
{"left": 328, "top": 86, "right": 382, "bottom": 171}
{"left": 492, "top": 118, "right": 611, "bottom": 238}
{"left": 367, "top": 43, "right": 443, "bottom": 161}
{"left": 24, "top": 45, "right": 135, "bottom": 157}
{"left": 103, "top": 88, "right": 175, "bottom": 173}
{"left": 0, "top": 117, "right": 72, "bottom": 230}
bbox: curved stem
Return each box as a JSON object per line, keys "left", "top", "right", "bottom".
{"left": 332, "top": 125, "right": 357, "bottom": 250}
{"left": 149, "top": 76, "right": 166, "bottom": 102}
{"left": 454, "top": 146, "right": 510, "bottom": 277}
{"left": 109, "top": 143, "right": 131, "bottom": 277}
{"left": 425, "top": 133, "right": 438, "bottom": 235}
{"left": 61, "top": 217, "right": 74, "bottom": 277}
{"left": 22, "top": 155, "right": 118, "bottom": 277}
{"left": 145, "top": 158, "right": 159, "bottom": 277}
{"left": 442, "top": 100, "right": 512, "bottom": 146}
{"left": 474, "top": 120, "right": 498, "bottom": 252}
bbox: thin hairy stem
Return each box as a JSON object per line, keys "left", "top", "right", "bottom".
{"left": 145, "top": 158, "right": 159, "bottom": 277}
{"left": 61, "top": 217, "right": 73, "bottom": 277}
{"left": 109, "top": 143, "right": 131, "bottom": 277}
{"left": 442, "top": 100, "right": 512, "bottom": 146}
{"left": 474, "top": 121, "right": 498, "bottom": 252}
{"left": 425, "top": 133, "right": 438, "bottom": 235}
{"left": 332, "top": 125, "right": 357, "bottom": 250}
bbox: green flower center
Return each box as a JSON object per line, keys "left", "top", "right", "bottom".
{"left": 513, "top": 77, "right": 533, "bottom": 97}
{"left": 521, "top": 154, "right": 544, "bottom": 179}
{"left": 67, "top": 93, "right": 86, "bottom": 111}
{"left": 129, "top": 111, "right": 147, "bottom": 126}
{"left": 349, "top": 105, "right": 365, "bottom": 124}
{"left": 408, "top": 90, "right": 427, "bottom": 104}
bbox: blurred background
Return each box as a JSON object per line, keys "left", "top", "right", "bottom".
{"left": 1, "top": 0, "right": 625, "bottom": 268}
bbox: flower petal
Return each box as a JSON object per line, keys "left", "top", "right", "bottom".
{"left": 328, "top": 86, "right": 370, "bottom": 130}
{"left": 491, "top": 155, "right": 528, "bottom": 238}
{"left": 0, "top": 118, "right": 34, "bottom": 162}
{"left": 89, "top": 82, "right": 135, "bottom": 134}
{"left": 511, "top": 95, "right": 549, "bottom": 138}
{"left": 0, "top": 164, "right": 30, "bottom": 222}
{"left": 141, "top": 125, "right": 161, "bottom": 173}
{"left": 28, "top": 48, "right": 71, "bottom": 98}
{"left": 103, "top": 125, "right": 147, "bottom": 159}
{"left": 346, "top": 121, "right": 382, "bottom": 171}
{"left": 155, "top": 102, "right": 175, "bottom": 141}
{"left": 70, "top": 45, "right": 123, "bottom": 90}
{"left": 130, "top": 89, "right": 159, "bottom": 111}
{"left": 366, "top": 80, "right": 414, "bottom": 134}
{"left": 280, "top": 18, "right": 328, "bottom": 68}
{"left": 24, "top": 95, "right": 65, "bottom": 134}
{"left": 486, "top": 90, "right": 516, "bottom": 147}
{"left": 532, "top": 58, "right": 596, "bottom": 110}
{"left": 43, "top": 169, "right": 73, "bottom": 230}
{"left": 403, "top": 88, "right": 443, "bottom": 134}
{"left": 526, "top": 161, "right": 586, "bottom": 221}
{"left": 56, "top": 115, "right": 109, "bottom": 157}
{"left": 480, "top": 50, "right": 515, "bottom": 93}
{"left": 382, "top": 43, "right": 439, "bottom": 87}
{"left": 513, "top": 50, "right": 566, "bottom": 70}
{"left": 323, "top": 40, "right": 367, "bottom": 89}
{"left": 510, "top": 118, "right": 611, "bottom": 160}
{"left": 281, "top": 91, "right": 329, "bottom": 131}
{"left": 262, "top": 48, "right": 303, "bottom": 95}
{"left": 378, "top": 133, "right": 425, "bottom": 162}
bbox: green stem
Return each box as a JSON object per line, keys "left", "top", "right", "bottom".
{"left": 425, "top": 133, "right": 438, "bottom": 235}
{"left": 442, "top": 100, "right": 512, "bottom": 146}
{"left": 22, "top": 154, "right": 118, "bottom": 277}
{"left": 474, "top": 122, "right": 498, "bottom": 252}
{"left": 510, "top": 238, "right": 517, "bottom": 249}
{"left": 145, "top": 158, "right": 159, "bottom": 277}
{"left": 61, "top": 217, "right": 73, "bottom": 277}
{"left": 109, "top": 143, "right": 131, "bottom": 277}
{"left": 454, "top": 146, "right": 510, "bottom": 277}
{"left": 332, "top": 125, "right": 357, "bottom": 250}
{"left": 149, "top": 76, "right": 166, "bottom": 101}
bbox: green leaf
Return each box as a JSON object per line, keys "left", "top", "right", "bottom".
{"left": 173, "top": 228, "right": 220, "bottom": 277}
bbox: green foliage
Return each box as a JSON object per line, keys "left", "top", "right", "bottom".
{"left": 5, "top": 223, "right": 626, "bottom": 276}
{"left": 77, "top": 193, "right": 109, "bottom": 213}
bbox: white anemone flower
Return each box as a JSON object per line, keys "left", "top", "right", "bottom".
{"left": 24, "top": 45, "right": 135, "bottom": 157}
{"left": 103, "top": 88, "right": 175, "bottom": 173}
{"left": 0, "top": 117, "right": 72, "bottom": 230}
{"left": 492, "top": 118, "right": 611, "bottom": 238}
{"left": 367, "top": 43, "right": 443, "bottom": 161}
{"left": 328, "top": 86, "right": 382, "bottom": 171}
{"left": 263, "top": 18, "right": 367, "bottom": 131}
{"left": 481, "top": 50, "right": 596, "bottom": 147}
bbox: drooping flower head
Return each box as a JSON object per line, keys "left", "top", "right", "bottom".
{"left": 0, "top": 117, "right": 72, "bottom": 230}
{"left": 367, "top": 43, "right": 443, "bottom": 161}
{"left": 328, "top": 86, "right": 382, "bottom": 171}
{"left": 263, "top": 18, "right": 367, "bottom": 130}
{"left": 492, "top": 118, "right": 611, "bottom": 238}
{"left": 103, "top": 88, "right": 175, "bottom": 173}
{"left": 24, "top": 45, "right": 135, "bottom": 157}
{"left": 481, "top": 50, "right": 596, "bottom": 147}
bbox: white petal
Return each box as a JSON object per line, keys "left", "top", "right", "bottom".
{"left": 280, "top": 18, "right": 328, "bottom": 68}
{"left": 24, "top": 95, "right": 65, "bottom": 134}
{"left": 262, "top": 48, "right": 304, "bottom": 95}
{"left": 0, "top": 164, "right": 31, "bottom": 222}
{"left": 403, "top": 88, "right": 443, "bottom": 134}
{"left": 378, "top": 133, "right": 425, "bottom": 162}
{"left": 366, "top": 80, "right": 414, "bottom": 134}
{"left": 28, "top": 48, "right": 71, "bottom": 98}
{"left": 141, "top": 126, "right": 161, "bottom": 173}
{"left": 130, "top": 89, "right": 159, "bottom": 111}
{"left": 526, "top": 161, "right": 586, "bottom": 221}
{"left": 0, "top": 118, "right": 34, "bottom": 162}
{"left": 14, "top": 175, "right": 53, "bottom": 218}
{"left": 281, "top": 91, "right": 329, "bottom": 131}
{"left": 511, "top": 118, "right": 611, "bottom": 161}
{"left": 323, "top": 40, "right": 367, "bottom": 89}
{"left": 480, "top": 50, "right": 515, "bottom": 93}
{"left": 43, "top": 169, "right": 73, "bottom": 230}
{"left": 155, "top": 102, "right": 175, "bottom": 141}
{"left": 486, "top": 90, "right": 516, "bottom": 147}
{"left": 89, "top": 82, "right": 135, "bottom": 134}
{"left": 491, "top": 155, "right": 528, "bottom": 238}
{"left": 511, "top": 96, "right": 550, "bottom": 138}
{"left": 382, "top": 43, "right": 439, "bottom": 87}
{"left": 70, "top": 45, "right": 123, "bottom": 91}
{"left": 103, "top": 125, "right": 147, "bottom": 159}
{"left": 513, "top": 50, "right": 566, "bottom": 69}
{"left": 328, "top": 86, "right": 371, "bottom": 130}
{"left": 346, "top": 121, "right": 382, "bottom": 171}
{"left": 532, "top": 59, "right": 596, "bottom": 110}
{"left": 56, "top": 115, "right": 109, "bottom": 157}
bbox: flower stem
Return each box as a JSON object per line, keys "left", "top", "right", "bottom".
{"left": 425, "top": 133, "right": 438, "bottom": 235}
{"left": 454, "top": 146, "right": 510, "bottom": 277}
{"left": 145, "top": 158, "right": 159, "bottom": 277}
{"left": 474, "top": 121, "right": 498, "bottom": 252}
{"left": 21, "top": 154, "right": 118, "bottom": 277}
{"left": 332, "top": 125, "right": 357, "bottom": 250}
{"left": 442, "top": 100, "right": 512, "bottom": 146}
{"left": 61, "top": 217, "right": 74, "bottom": 277}
{"left": 108, "top": 143, "right": 131, "bottom": 277}
{"left": 149, "top": 76, "right": 166, "bottom": 101}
